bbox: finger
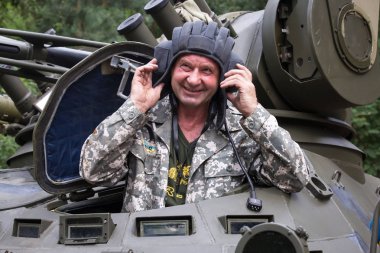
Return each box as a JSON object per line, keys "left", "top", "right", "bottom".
{"left": 149, "top": 58, "right": 158, "bottom": 64}
{"left": 224, "top": 71, "right": 250, "bottom": 82}
{"left": 236, "top": 63, "right": 247, "bottom": 70}
{"left": 220, "top": 82, "right": 240, "bottom": 93}
{"left": 224, "top": 68, "right": 242, "bottom": 77}
{"left": 145, "top": 58, "right": 158, "bottom": 69}
{"left": 223, "top": 74, "right": 245, "bottom": 82}
{"left": 152, "top": 82, "right": 166, "bottom": 101}
{"left": 139, "top": 64, "right": 158, "bottom": 73}
{"left": 221, "top": 75, "right": 244, "bottom": 88}
{"left": 225, "top": 91, "right": 239, "bottom": 104}
{"left": 136, "top": 59, "right": 158, "bottom": 73}
{"left": 224, "top": 65, "right": 252, "bottom": 80}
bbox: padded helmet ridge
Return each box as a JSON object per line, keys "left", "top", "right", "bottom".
{"left": 154, "top": 21, "right": 241, "bottom": 87}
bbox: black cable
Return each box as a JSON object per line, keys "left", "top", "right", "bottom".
{"left": 224, "top": 121, "right": 255, "bottom": 195}
{"left": 225, "top": 120, "right": 262, "bottom": 212}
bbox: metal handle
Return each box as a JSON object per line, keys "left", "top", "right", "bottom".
{"left": 110, "top": 55, "right": 140, "bottom": 100}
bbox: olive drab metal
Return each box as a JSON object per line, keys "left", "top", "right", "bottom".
{"left": 1, "top": 0, "right": 380, "bottom": 252}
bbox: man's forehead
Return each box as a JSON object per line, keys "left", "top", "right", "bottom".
{"left": 177, "top": 53, "right": 218, "bottom": 66}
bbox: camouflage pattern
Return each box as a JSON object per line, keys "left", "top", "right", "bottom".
{"left": 80, "top": 96, "right": 311, "bottom": 213}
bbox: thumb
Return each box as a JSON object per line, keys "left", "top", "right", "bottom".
{"left": 155, "top": 82, "right": 166, "bottom": 92}
{"left": 153, "top": 82, "right": 166, "bottom": 99}
{"left": 226, "top": 91, "right": 237, "bottom": 103}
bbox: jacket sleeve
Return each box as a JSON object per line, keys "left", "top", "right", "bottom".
{"left": 240, "top": 104, "right": 311, "bottom": 193}
{"left": 79, "top": 98, "right": 147, "bottom": 186}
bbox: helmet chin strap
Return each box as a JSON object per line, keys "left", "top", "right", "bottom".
{"left": 214, "top": 88, "right": 226, "bottom": 130}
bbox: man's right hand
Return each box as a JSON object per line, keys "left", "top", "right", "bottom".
{"left": 130, "top": 58, "right": 165, "bottom": 113}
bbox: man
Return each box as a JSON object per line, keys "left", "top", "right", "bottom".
{"left": 80, "top": 21, "right": 310, "bottom": 212}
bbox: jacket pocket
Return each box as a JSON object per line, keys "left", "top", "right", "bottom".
{"left": 204, "top": 159, "right": 245, "bottom": 178}
{"left": 203, "top": 159, "right": 245, "bottom": 199}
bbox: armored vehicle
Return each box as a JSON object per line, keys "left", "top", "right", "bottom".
{"left": 1, "top": 0, "right": 380, "bottom": 252}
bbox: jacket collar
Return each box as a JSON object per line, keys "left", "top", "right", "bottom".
{"left": 147, "top": 96, "right": 172, "bottom": 124}
{"left": 148, "top": 96, "right": 242, "bottom": 130}
{"left": 149, "top": 97, "right": 243, "bottom": 168}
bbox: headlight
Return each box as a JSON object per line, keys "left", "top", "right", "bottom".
{"left": 235, "top": 222, "right": 309, "bottom": 253}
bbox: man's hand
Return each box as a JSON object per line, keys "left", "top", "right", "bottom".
{"left": 220, "top": 64, "right": 258, "bottom": 117}
{"left": 130, "top": 58, "right": 165, "bottom": 113}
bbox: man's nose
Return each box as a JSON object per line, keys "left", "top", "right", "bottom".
{"left": 187, "top": 69, "right": 201, "bottom": 85}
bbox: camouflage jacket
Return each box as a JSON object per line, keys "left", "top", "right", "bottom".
{"left": 80, "top": 97, "right": 310, "bottom": 212}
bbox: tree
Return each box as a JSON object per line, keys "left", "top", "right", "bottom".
{"left": 0, "top": 135, "right": 19, "bottom": 169}
{"left": 0, "top": 1, "right": 38, "bottom": 30}
{"left": 0, "top": 0, "right": 144, "bottom": 42}
{"left": 208, "top": 0, "right": 267, "bottom": 13}
{"left": 351, "top": 100, "right": 380, "bottom": 177}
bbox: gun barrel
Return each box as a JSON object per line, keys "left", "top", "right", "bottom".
{"left": 0, "top": 74, "right": 36, "bottom": 114}
{"left": 0, "top": 36, "right": 33, "bottom": 60}
{"left": 144, "top": 0, "right": 184, "bottom": 39}
{"left": 0, "top": 33, "right": 94, "bottom": 72}
{"left": 45, "top": 47, "right": 91, "bottom": 68}
{"left": 0, "top": 28, "right": 109, "bottom": 48}
{"left": 0, "top": 57, "right": 68, "bottom": 74}
{"left": 0, "top": 94, "right": 22, "bottom": 123}
{"left": 117, "top": 13, "right": 158, "bottom": 46}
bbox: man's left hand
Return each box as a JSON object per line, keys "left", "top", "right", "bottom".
{"left": 220, "top": 64, "right": 258, "bottom": 117}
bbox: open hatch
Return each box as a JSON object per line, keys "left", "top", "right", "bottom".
{"left": 33, "top": 42, "right": 154, "bottom": 211}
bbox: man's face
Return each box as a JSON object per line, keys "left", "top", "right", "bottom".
{"left": 171, "top": 54, "right": 220, "bottom": 110}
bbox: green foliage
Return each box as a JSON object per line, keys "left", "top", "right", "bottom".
{"left": 0, "top": 0, "right": 143, "bottom": 42}
{"left": 0, "top": 135, "right": 19, "bottom": 169}
{"left": 0, "top": 0, "right": 38, "bottom": 30}
{"left": 29, "top": 0, "right": 137, "bottom": 42}
{"left": 0, "top": 0, "right": 268, "bottom": 42}
{"left": 351, "top": 100, "right": 380, "bottom": 177}
{"left": 208, "top": 0, "right": 267, "bottom": 13}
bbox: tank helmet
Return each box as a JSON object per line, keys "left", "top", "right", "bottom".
{"left": 153, "top": 21, "right": 243, "bottom": 130}
{"left": 153, "top": 20, "right": 243, "bottom": 89}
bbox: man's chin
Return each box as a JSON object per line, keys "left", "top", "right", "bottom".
{"left": 178, "top": 98, "right": 202, "bottom": 108}
{"left": 178, "top": 98, "right": 213, "bottom": 110}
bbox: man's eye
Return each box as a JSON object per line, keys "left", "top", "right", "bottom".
{"left": 203, "top": 68, "right": 212, "bottom": 74}
{"left": 181, "top": 63, "right": 191, "bottom": 70}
